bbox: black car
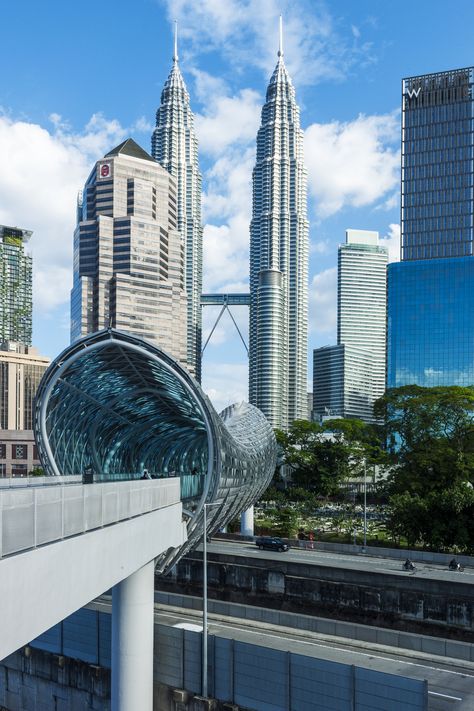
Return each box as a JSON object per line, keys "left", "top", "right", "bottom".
{"left": 255, "top": 536, "right": 289, "bottom": 552}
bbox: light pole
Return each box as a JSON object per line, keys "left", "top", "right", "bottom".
{"left": 202, "top": 502, "right": 220, "bottom": 699}
{"left": 363, "top": 458, "right": 367, "bottom": 550}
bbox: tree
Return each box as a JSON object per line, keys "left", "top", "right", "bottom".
{"left": 387, "top": 483, "right": 474, "bottom": 552}
{"left": 276, "top": 418, "right": 383, "bottom": 496}
{"left": 375, "top": 385, "right": 474, "bottom": 496}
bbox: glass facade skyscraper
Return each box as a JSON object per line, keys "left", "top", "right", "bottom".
{"left": 152, "top": 28, "right": 203, "bottom": 381}
{"left": 0, "top": 225, "right": 32, "bottom": 346}
{"left": 388, "top": 257, "right": 474, "bottom": 387}
{"left": 388, "top": 66, "right": 474, "bottom": 389}
{"left": 401, "top": 67, "right": 474, "bottom": 261}
{"left": 249, "top": 26, "right": 309, "bottom": 429}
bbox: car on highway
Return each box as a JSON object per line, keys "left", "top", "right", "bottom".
{"left": 255, "top": 536, "right": 289, "bottom": 552}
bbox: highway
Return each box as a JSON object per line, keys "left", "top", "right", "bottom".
{"left": 93, "top": 595, "right": 474, "bottom": 710}
{"left": 204, "top": 539, "right": 474, "bottom": 584}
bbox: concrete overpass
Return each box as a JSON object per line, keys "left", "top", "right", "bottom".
{"left": 0, "top": 476, "right": 185, "bottom": 709}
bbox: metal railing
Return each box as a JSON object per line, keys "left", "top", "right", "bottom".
{"left": 0, "top": 475, "right": 82, "bottom": 489}
{"left": 0, "top": 478, "right": 180, "bottom": 559}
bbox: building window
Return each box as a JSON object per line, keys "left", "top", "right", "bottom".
{"left": 0, "top": 443, "right": 6, "bottom": 459}
{"left": 13, "top": 444, "right": 27, "bottom": 460}
{"left": 12, "top": 464, "right": 27, "bottom": 477}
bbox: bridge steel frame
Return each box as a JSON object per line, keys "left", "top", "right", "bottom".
{"left": 28, "top": 328, "right": 276, "bottom": 709}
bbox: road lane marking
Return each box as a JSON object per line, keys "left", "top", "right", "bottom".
{"left": 428, "top": 691, "right": 462, "bottom": 701}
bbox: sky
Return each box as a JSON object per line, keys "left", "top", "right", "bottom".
{"left": 1, "top": 0, "right": 474, "bottom": 412}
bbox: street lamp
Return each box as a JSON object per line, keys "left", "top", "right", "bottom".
{"left": 202, "top": 501, "right": 221, "bottom": 699}
{"left": 363, "top": 458, "right": 367, "bottom": 550}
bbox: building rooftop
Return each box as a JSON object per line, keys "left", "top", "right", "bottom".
{"left": 105, "top": 138, "right": 156, "bottom": 163}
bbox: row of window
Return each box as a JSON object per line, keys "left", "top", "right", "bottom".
{"left": 0, "top": 443, "right": 37, "bottom": 460}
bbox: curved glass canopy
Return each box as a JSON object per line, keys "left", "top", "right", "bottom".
{"left": 34, "top": 329, "right": 277, "bottom": 572}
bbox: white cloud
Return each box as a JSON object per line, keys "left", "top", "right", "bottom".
{"left": 380, "top": 223, "right": 400, "bottom": 263}
{"left": 0, "top": 112, "right": 128, "bottom": 313}
{"left": 190, "top": 68, "right": 228, "bottom": 105}
{"left": 195, "top": 88, "right": 261, "bottom": 156}
{"left": 201, "top": 362, "right": 248, "bottom": 413}
{"left": 202, "top": 144, "right": 254, "bottom": 293}
{"left": 308, "top": 266, "right": 337, "bottom": 342}
{"left": 305, "top": 112, "right": 400, "bottom": 218}
{"left": 164, "top": 0, "right": 376, "bottom": 87}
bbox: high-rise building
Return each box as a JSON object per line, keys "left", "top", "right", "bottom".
{"left": 0, "top": 224, "right": 32, "bottom": 346}
{"left": 401, "top": 67, "right": 474, "bottom": 261}
{"left": 313, "top": 230, "right": 387, "bottom": 422}
{"left": 388, "top": 67, "right": 474, "bottom": 388}
{"left": 152, "top": 25, "right": 203, "bottom": 380}
{"left": 313, "top": 344, "right": 374, "bottom": 422}
{"left": 338, "top": 230, "right": 387, "bottom": 400}
{"left": 0, "top": 343, "right": 49, "bottom": 477}
{"left": 70, "top": 138, "right": 188, "bottom": 368}
{"left": 0, "top": 343, "right": 49, "bottom": 430}
{"left": 249, "top": 21, "right": 309, "bottom": 429}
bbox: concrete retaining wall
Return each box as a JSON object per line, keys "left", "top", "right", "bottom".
{"left": 164, "top": 551, "right": 474, "bottom": 634}
{"left": 156, "top": 591, "right": 474, "bottom": 663}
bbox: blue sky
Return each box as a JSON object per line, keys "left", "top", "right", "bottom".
{"left": 2, "top": 0, "right": 474, "bottom": 410}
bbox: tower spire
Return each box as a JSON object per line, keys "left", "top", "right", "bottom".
{"left": 278, "top": 14, "right": 283, "bottom": 58}
{"left": 173, "top": 20, "right": 178, "bottom": 63}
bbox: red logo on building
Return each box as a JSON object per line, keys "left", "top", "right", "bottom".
{"left": 100, "top": 163, "right": 110, "bottom": 178}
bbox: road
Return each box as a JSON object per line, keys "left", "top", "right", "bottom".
{"left": 204, "top": 539, "right": 474, "bottom": 584}
{"left": 92, "top": 594, "right": 474, "bottom": 710}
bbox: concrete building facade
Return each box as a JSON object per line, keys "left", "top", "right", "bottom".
{"left": 70, "top": 138, "right": 188, "bottom": 370}
{"left": 0, "top": 343, "right": 49, "bottom": 476}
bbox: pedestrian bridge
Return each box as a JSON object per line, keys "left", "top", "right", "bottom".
{"left": 1, "top": 329, "right": 277, "bottom": 710}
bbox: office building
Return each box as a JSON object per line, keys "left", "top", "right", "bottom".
{"left": 401, "top": 67, "right": 474, "bottom": 261}
{"left": 313, "top": 344, "right": 374, "bottom": 422}
{"left": 388, "top": 257, "right": 474, "bottom": 387}
{"left": 152, "top": 26, "right": 203, "bottom": 380}
{"left": 388, "top": 67, "right": 474, "bottom": 388}
{"left": 0, "top": 224, "right": 32, "bottom": 346}
{"left": 249, "top": 21, "right": 309, "bottom": 429}
{"left": 70, "top": 138, "right": 188, "bottom": 369}
{"left": 0, "top": 342, "right": 49, "bottom": 477}
{"left": 313, "top": 230, "right": 388, "bottom": 422}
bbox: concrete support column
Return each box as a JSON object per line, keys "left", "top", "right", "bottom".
{"left": 240, "top": 506, "right": 254, "bottom": 536}
{"left": 112, "top": 560, "right": 155, "bottom": 711}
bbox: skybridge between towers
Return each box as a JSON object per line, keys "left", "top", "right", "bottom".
{"left": 0, "top": 329, "right": 276, "bottom": 711}
{"left": 201, "top": 293, "right": 250, "bottom": 356}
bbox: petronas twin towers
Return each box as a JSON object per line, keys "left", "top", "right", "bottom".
{"left": 152, "top": 27, "right": 203, "bottom": 381}
{"left": 153, "top": 21, "right": 308, "bottom": 429}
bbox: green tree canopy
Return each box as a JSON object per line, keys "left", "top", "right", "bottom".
{"left": 375, "top": 385, "right": 474, "bottom": 496}
{"left": 275, "top": 418, "right": 383, "bottom": 496}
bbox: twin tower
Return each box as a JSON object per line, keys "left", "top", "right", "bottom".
{"left": 71, "top": 23, "right": 308, "bottom": 430}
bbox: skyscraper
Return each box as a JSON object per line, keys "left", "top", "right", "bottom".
{"left": 249, "top": 20, "right": 309, "bottom": 429}
{"left": 338, "top": 230, "right": 387, "bottom": 400}
{"left": 0, "top": 225, "right": 32, "bottom": 346}
{"left": 313, "top": 230, "right": 388, "bottom": 422}
{"left": 152, "top": 25, "right": 203, "bottom": 380}
{"left": 388, "top": 67, "right": 474, "bottom": 388}
{"left": 0, "top": 226, "right": 49, "bottom": 478}
{"left": 401, "top": 68, "right": 474, "bottom": 261}
{"left": 70, "top": 138, "right": 188, "bottom": 367}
